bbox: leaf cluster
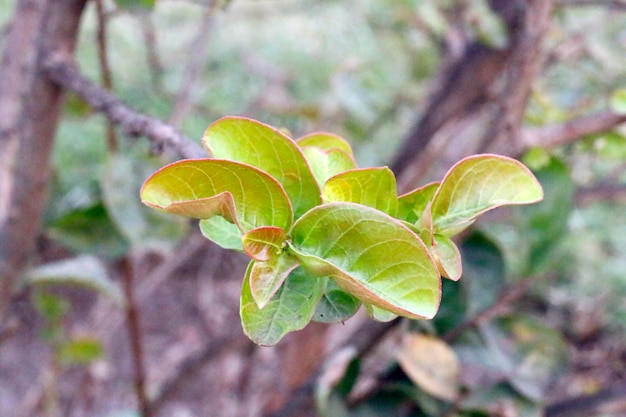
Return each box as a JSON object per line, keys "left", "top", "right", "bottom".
{"left": 141, "top": 117, "right": 543, "bottom": 345}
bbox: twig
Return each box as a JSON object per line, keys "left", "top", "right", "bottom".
{"left": 522, "top": 110, "right": 626, "bottom": 150}
{"left": 266, "top": 320, "right": 399, "bottom": 417}
{"left": 138, "top": 12, "right": 165, "bottom": 94}
{"left": 42, "top": 53, "right": 205, "bottom": 159}
{"left": 149, "top": 333, "right": 251, "bottom": 412}
{"left": 121, "top": 256, "right": 153, "bottom": 417}
{"left": 94, "top": 0, "right": 118, "bottom": 153}
{"left": 442, "top": 276, "right": 541, "bottom": 343}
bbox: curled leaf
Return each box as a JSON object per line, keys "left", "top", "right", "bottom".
{"left": 203, "top": 117, "right": 321, "bottom": 218}
{"left": 288, "top": 202, "right": 441, "bottom": 319}
{"left": 431, "top": 154, "right": 543, "bottom": 235}
{"left": 140, "top": 159, "right": 293, "bottom": 236}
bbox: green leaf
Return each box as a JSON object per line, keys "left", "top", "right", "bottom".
{"left": 59, "top": 337, "right": 103, "bottom": 365}
{"left": 610, "top": 88, "right": 626, "bottom": 115}
{"left": 23, "top": 256, "right": 124, "bottom": 305}
{"left": 47, "top": 203, "right": 129, "bottom": 258}
{"left": 297, "top": 132, "right": 354, "bottom": 156}
{"left": 240, "top": 265, "right": 325, "bottom": 346}
{"left": 113, "top": 0, "right": 155, "bottom": 10}
{"left": 203, "top": 117, "right": 321, "bottom": 218}
{"left": 141, "top": 159, "right": 293, "bottom": 237}
{"left": 432, "top": 234, "right": 462, "bottom": 281}
{"left": 431, "top": 154, "right": 543, "bottom": 236}
{"left": 323, "top": 167, "right": 398, "bottom": 216}
{"left": 515, "top": 157, "right": 574, "bottom": 275}
{"left": 313, "top": 280, "right": 361, "bottom": 323}
{"left": 397, "top": 182, "right": 439, "bottom": 224}
{"left": 199, "top": 216, "right": 244, "bottom": 251}
{"left": 461, "top": 231, "right": 505, "bottom": 315}
{"left": 301, "top": 147, "right": 357, "bottom": 187}
{"left": 481, "top": 316, "right": 568, "bottom": 402}
{"left": 364, "top": 304, "right": 398, "bottom": 322}
{"left": 288, "top": 202, "right": 440, "bottom": 319}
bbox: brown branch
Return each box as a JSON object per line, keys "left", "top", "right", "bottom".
{"left": 442, "top": 276, "right": 542, "bottom": 343}
{"left": 557, "top": 0, "right": 626, "bottom": 9}
{"left": 121, "top": 256, "right": 153, "bottom": 417}
{"left": 138, "top": 13, "right": 165, "bottom": 95}
{"left": 0, "top": 0, "right": 88, "bottom": 323}
{"left": 149, "top": 332, "right": 251, "bottom": 412}
{"left": 94, "top": 0, "right": 117, "bottom": 153}
{"left": 42, "top": 53, "right": 205, "bottom": 159}
{"left": 522, "top": 110, "right": 626, "bottom": 150}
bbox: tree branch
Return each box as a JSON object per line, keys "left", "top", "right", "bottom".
{"left": 0, "top": 0, "right": 88, "bottom": 322}
{"left": 42, "top": 53, "right": 205, "bottom": 159}
{"left": 522, "top": 110, "right": 626, "bottom": 149}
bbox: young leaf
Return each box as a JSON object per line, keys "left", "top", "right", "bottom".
{"left": 242, "top": 226, "right": 288, "bottom": 261}
{"left": 430, "top": 154, "right": 543, "bottom": 236}
{"left": 288, "top": 202, "right": 441, "bottom": 319}
{"left": 297, "top": 132, "right": 355, "bottom": 156}
{"left": 301, "top": 146, "right": 356, "bottom": 187}
{"left": 397, "top": 182, "right": 439, "bottom": 224}
{"left": 240, "top": 265, "right": 325, "bottom": 346}
{"left": 323, "top": 167, "right": 398, "bottom": 216}
{"left": 243, "top": 226, "right": 298, "bottom": 308}
{"left": 432, "top": 234, "right": 462, "bottom": 281}
{"left": 140, "top": 159, "right": 293, "bottom": 235}
{"left": 364, "top": 304, "right": 398, "bottom": 322}
{"left": 203, "top": 117, "right": 321, "bottom": 218}
{"left": 249, "top": 255, "right": 300, "bottom": 309}
{"left": 313, "top": 279, "right": 361, "bottom": 323}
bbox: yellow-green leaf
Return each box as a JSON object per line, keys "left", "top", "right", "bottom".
{"left": 301, "top": 146, "right": 356, "bottom": 187}
{"left": 248, "top": 254, "right": 299, "bottom": 309}
{"left": 397, "top": 182, "right": 439, "bottom": 224}
{"left": 432, "top": 234, "right": 462, "bottom": 281}
{"left": 323, "top": 167, "right": 398, "bottom": 216}
{"left": 431, "top": 154, "right": 543, "bottom": 235}
{"left": 203, "top": 117, "right": 321, "bottom": 218}
{"left": 140, "top": 159, "right": 293, "bottom": 236}
{"left": 297, "top": 132, "right": 354, "bottom": 156}
{"left": 288, "top": 202, "right": 440, "bottom": 319}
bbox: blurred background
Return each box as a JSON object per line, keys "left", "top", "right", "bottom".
{"left": 1, "top": 0, "right": 625, "bottom": 416}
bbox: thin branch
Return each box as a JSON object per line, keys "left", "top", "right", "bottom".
{"left": 121, "top": 256, "right": 153, "bottom": 417}
{"left": 94, "top": 0, "right": 118, "bottom": 153}
{"left": 557, "top": 0, "right": 626, "bottom": 10}
{"left": 149, "top": 333, "right": 251, "bottom": 412}
{"left": 522, "top": 110, "right": 626, "bottom": 150}
{"left": 442, "top": 276, "right": 544, "bottom": 343}
{"left": 42, "top": 52, "right": 205, "bottom": 159}
{"left": 138, "top": 12, "right": 165, "bottom": 95}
